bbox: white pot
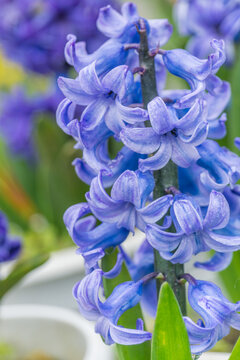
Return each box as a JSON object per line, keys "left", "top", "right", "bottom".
{"left": 200, "top": 352, "right": 230, "bottom": 360}
{"left": 0, "top": 304, "right": 113, "bottom": 360}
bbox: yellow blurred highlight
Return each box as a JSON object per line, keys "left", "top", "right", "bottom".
{"left": 0, "top": 51, "right": 24, "bottom": 89}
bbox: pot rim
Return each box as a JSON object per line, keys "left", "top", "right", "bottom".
{"left": 0, "top": 304, "right": 112, "bottom": 360}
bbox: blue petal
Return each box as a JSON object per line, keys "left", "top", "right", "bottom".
{"left": 58, "top": 76, "right": 94, "bottom": 105}
{"left": 73, "top": 269, "right": 102, "bottom": 321}
{"left": 160, "top": 235, "right": 194, "bottom": 264}
{"left": 148, "top": 97, "right": 174, "bottom": 135}
{"left": 111, "top": 170, "right": 141, "bottom": 207}
{"left": 56, "top": 98, "right": 76, "bottom": 135}
{"left": 138, "top": 136, "right": 172, "bottom": 171}
{"left": 203, "top": 190, "right": 230, "bottom": 230}
{"left": 148, "top": 19, "right": 173, "bottom": 47}
{"left": 194, "top": 252, "right": 233, "bottom": 272}
{"left": 120, "top": 127, "right": 160, "bottom": 154}
{"left": 146, "top": 224, "right": 183, "bottom": 252}
{"left": 173, "top": 197, "right": 203, "bottom": 235}
{"left": 138, "top": 195, "right": 173, "bottom": 224}
{"left": 110, "top": 322, "right": 152, "bottom": 345}
{"left": 97, "top": 5, "right": 127, "bottom": 38}
{"left": 171, "top": 135, "right": 200, "bottom": 167}
{"left": 78, "top": 62, "right": 104, "bottom": 95}
{"left": 80, "top": 98, "right": 111, "bottom": 149}
{"left": 116, "top": 98, "right": 148, "bottom": 125}
{"left": 204, "top": 230, "right": 240, "bottom": 252}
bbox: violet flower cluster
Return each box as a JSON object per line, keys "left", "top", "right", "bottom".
{"left": 0, "top": 211, "right": 21, "bottom": 263}
{"left": 174, "top": 0, "right": 240, "bottom": 64}
{"left": 56, "top": 2, "right": 240, "bottom": 354}
{"left": 0, "top": 0, "right": 117, "bottom": 160}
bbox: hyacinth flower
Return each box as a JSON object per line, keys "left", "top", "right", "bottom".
{"left": 146, "top": 190, "right": 240, "bottom": 267}
{"left": 73, "top": 269, "right": 152, "bottom": 345}
{"left": 73, "top": 145, "right": 144, "bottom": 188}
{"left": 58, "top": 62, "right": 149, "bottom": 146}
{"left": 179, "top": 139, "right": 240, "bottom": 206}
{"left": 184, "top": 276, "right": 240, "bottom": 354}
{"left": 55, "top": 2, "right": 240, "bottom": 357}
{"left": 86, "top": 169, "right": 173, "bottom": 233}
{"left": 161, "top": 39, "right": 226, "bottom": 108}
{"left": 63, "top": 202, "right": 129, "bottom": 269}
{"left": 64, "top": 2, "right": 172, "bottom": 75}
{"left": 0, "top": 211, "right": 21, "bottom": 262}
{"left": 174, "top": 0, "right": 240, "bottom": 64}
{"left": 121, "top": 96, "right": 208, "bottom": 170}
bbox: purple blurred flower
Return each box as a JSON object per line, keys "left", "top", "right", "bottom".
{"left": 73, "top": 268, "right": 152, "bottom": 345}
{"left": 0, "top": 86, "right": 63, "bottom": 160}
{"left": 184, "top": 277, "right": 240, "bottom": 354}
{"left": 0, "top": 0, "right": 118, "bottom": 74}
{"left": 0, "top": 211, "right": 21, "bottom": 263}
{"left": 0, "top": 87, "right": 39, "bottom": 160}
{"left": 174, "top": 0, "right": 240, "bottom": 64}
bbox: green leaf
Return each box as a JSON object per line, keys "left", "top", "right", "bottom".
{"left": 228, "top": 337, "right": 240, "bottom": 360}
{"left": 218, "top": 251, "right": 240, "bottom": 302}
{"left": 101, "top": 248, "right": 151, "bottom": 360}
{"left": 151, "top": 282, "right": 192, "bottom": 360}
{"left": 0, "top": 253, "right": 49, "bottom": 299}
{"left": 226, "top": 46, "right": 240, "bottom": 153}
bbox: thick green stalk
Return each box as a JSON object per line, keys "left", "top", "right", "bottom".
{"left": 138, "top": 20, "right": 186, "bottom": 315}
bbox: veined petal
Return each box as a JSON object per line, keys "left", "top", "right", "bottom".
{"left": 120, "top": 127, "right": 160, "bottom": 154}
{"left": 100, "top": 280, "right": 143, "bottom": 323}
{"left": 58, "top": 77, "right": 94, "bottom": 105}
{"left": 97, "top": 5, "right": 127, "bottom": 38}
{"left": 138, "top": 195, "right": 173, "bottom": 224}
{"left": 171, "top": 136, "right": 200, "bottom": 167}
{"left": 116, "top": 98, "right": 148, "bottom": 125}
{"left": 148, "top": 96, "right": 173, "bottom": 135}
{"left": 73, "top": 269, "right": 102, "bottom": 321}
{"left": 173, "top": 197, "right": 203, "bottom": 235}
{"left": 102, "top": 65, "right": 132, "bottom": 97}
{"left": 111, "top": 170, "right": 140, "bottom": 207}
{"left": 203, "top": 190, "right": 230, "bottom": 230}
{"left": 204, "top": 230, "right": 240, "bottom": 252}
{"left": 121, "top": 2, "right": 139, "bottom": 21}
{"left": 63, "top": 202, "right": 92, "bottom": 238}
{"left": 174, "top": 99, "right": 202, "bottom": 132}
{"left": 110, "top": 322, "right": 151, "bottom": 345}
{"left": 160, "top": 235, "right": 194, "bottom": 264}
{"left": 56, "top": 98, "right": 76, "bottom": 135}
{"left": 88, "top": 172, "right": 120, "bottom": 209}
{"left": 78, "top": 62, "right": 104, "bottom": 95}
{"left": 138, "top": 136, "right": 172, "bottom": 172}
{"left": 146, "top": 224, "right": 182, "bottom": 252}
{"left": 178, "top": 121, "right": 208, "bottom": 146}
{"left": 148, "top": 19, "right": 173, "bottom": 47}
{"left": 80, "top": 98, "right": 111, "bottom": 149}
{"left": 194, "top": 252, "right": 233, "bottom": 272}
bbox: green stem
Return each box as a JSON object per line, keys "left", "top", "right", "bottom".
{"left": 138, "top": 20, "right": 186, "bottom": 315}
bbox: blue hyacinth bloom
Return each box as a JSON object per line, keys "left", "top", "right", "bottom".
{"left": 184, "top": 277, "right": 240, "bottom": 354}
{"left": 73, "top": 269, "right": 152, "bottom": 345}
